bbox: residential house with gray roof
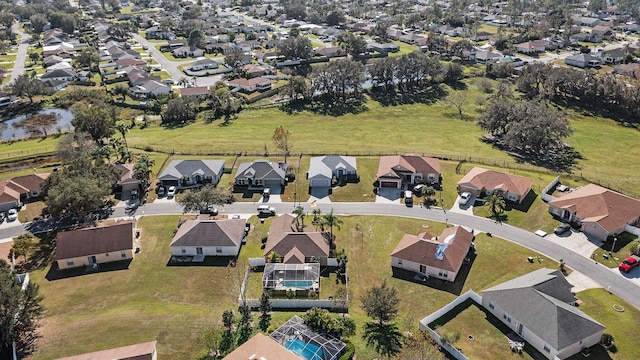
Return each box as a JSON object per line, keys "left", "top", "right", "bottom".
{"left": 170, "top": 219, "right": 247, "bottom": 257}
{"left": 307, "top": 155, "right": 357, "bottom": 188}
{"left": 234, "top": 160, "right": 286, "bottom": 191}
{"left": 482, "top": 268, "right": 605, "bottom": 359}
{"left": 158, "top": 159, "right": 225, "bottom": 189}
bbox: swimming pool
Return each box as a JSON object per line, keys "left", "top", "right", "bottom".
{"left": 285, "top": 338, "right": 324, "bottom": 360}
{"left": 281, "top": 280, "right": 314, "bottom": 289}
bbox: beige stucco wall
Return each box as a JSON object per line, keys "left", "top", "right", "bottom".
{"left": 391, "top": 256, "right": 457, "bottom": 282}
{"left": 57, "top": 249, "right": 134, "bottom": 270}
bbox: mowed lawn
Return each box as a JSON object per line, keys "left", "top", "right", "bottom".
{"left": 29, "top": 214, "right": 562, "bottom": 359}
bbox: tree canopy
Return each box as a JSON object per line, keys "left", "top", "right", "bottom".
{"left": 0, "top": 259, "right": 45, "bottom": 359}
{"left": 11, "top": 74, "right": 47, "bottom": 103}
{"left": 277, "top": 35, "right": 313, "bottom": 61}
{"left": 71, "top": 101, "right": 118, "bottom": 143}
{"left": 162, "top": 96, "right": 199, "bottom": 125}
{"left": 176, "top": 184, "right": 229, "bottom": 213}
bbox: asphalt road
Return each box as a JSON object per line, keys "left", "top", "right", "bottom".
{"left": 7, "top": 23, "right": 30, "bottom": 86}
{"left": 4, "top": 200, "right": 639, "bottom": 310}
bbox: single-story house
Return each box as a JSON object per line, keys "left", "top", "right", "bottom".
{"left": 391, "top": 226, "right": 474, "bottom": 282}
{"left": 172, "top": 46, "right": 204, "bottom": 58}
{"left": 130, "top": 80, "right": 171, "bottom": 98}
{"left": 180, "top": 86, "right": 210, "bottom": 98}
{"left": 115, "top": 163, "right": 141, "bottom": 192}
{"left": 368, "top": 42, "right": 400, "bottom": 53}
{"left": 514, "top": 40, "right": 547, "bottom": 54}
{"left": 188, "top": 58, "right": 219, "bottom": 71}
{"left": 308, "top": 155, "right": 357, "bottom": 188}
{"left": 241, "top": 64, "right": 267, "bottom": 78}
{"left": 376, "top": 155, "right": 441, "bottom": 190}
{"left": 43, "top": 55, "right": 65, "bottom": 68}
{"left": 45, "top": 61, "right": 74, "bottom": 72}
{"left": 43, "top": 42, "right": 74, "bottom": 56}
{"left": 158, "top": 159, "right": 225, "bottom": 189}
{"left": 167, "top": 39, "right": 187, "bottom": 48}
{"left": 116, "top": 58, "right": 147, "bottom": 68}
{"left": 472, "top": 50, "right": 501, "bottom": 63}
{"left": 223, "top": 333, "right": 299, "bottom": 360}
{"left": 55, "top": 341, "right": 157, "bottom": 360}
{"left": 574, "top": 16, "right": 601, "bottom": 27}
{"left": 564, "top": 53, "right": 601, "bottom": 68}
{"left": 55, "top": 221, "right": 136, "bottom": 270}
{"left": 314, "top": 46, "right": 347, "bottom": 57}
{"left": 170, "top": 219, "right": 246, "bottom": 257}
{"left": 40, "top": 68, "right": 76, "bottom": 82}
{"left": 591, "top": 25, "right": 614, "bottom": 40}
{"left": 482, "top": 268, "right": 605, "bottom": 359}
{"left": 0, "top": 173, "right": 49, "bottom": 212}
{"left": 264, "top": 214, "right": 330, "bottom": 265}
{"left": 569, "top": 33, "right": 602, "bottom": 44}
{"left": 548, "top": 184, "right": 640, "bottom": 241}
{"left": 234, "top": 159, "right": 286, "bottom": 190}
{"left": 598, "top": 48, "right": 625, "bottom": 64}
{"left": 614, "top": 63, "right": 640, "bottom": 77}
{"left": 456, "top": 167, "right": 532, "bottom": 203}
{"left": 43, "top": 79, "right": 68, "bottom": 93}
{"left": 227, "top": 77, "right": 272, "bottom": 93}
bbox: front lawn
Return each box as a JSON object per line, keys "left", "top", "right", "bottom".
{"left": 590, "top": 232, "right": 638, "bottom": 268}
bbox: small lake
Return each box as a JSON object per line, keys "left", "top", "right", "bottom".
{"left": 0, "top": 108, "right": 74, "bottom": 141}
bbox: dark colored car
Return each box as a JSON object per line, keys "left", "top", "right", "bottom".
{"left": 199, "top": 207, "right": 218, "bottom": 216}
{"left": 554, "top": 223, "right": 571, "bottom": 235}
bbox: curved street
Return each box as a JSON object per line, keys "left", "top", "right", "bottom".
{"left": 3, "top": 200, "right": 640, "bottom": 310}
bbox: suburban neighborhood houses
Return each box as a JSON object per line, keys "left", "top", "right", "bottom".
{"left": 1, "top": 0, "right": 640, "bottom": 359}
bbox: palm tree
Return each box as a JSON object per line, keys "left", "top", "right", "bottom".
{"left": 267, "top": 251, "right": 281, "bottom": 263}
{"left": 178, "top": 77, "right": 189, "bottom": 88}
{"left": 484, "top": 194, "right": 506, "bottom": 220}
{"left": 312, "top": 208, "right": 323, "bottom": 231}
{"left": 133, "top": 154, "right": 155, "bottom": 188}
{"left": 292, "top": 206, "right": 305, "bottom": 231}
{"left": 322, "top": 209, "right": 343, "bottom": 248}
{"left": 116, "top": 122, "right": 129, "bottom": 152}
{"left": 421, "top": 186, "right": 436, "bottom": 203}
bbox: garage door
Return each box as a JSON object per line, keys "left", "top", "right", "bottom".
{"left": 310, "top": 179, "right": 331, "bottom": 187}
{"left": 380, "top": 181, "right": 398, "bottom": 188}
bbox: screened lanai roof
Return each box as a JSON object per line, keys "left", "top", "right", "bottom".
{"left": 270, "top": 315, "right": 346, "bottom": 360}
{"left": 263, "top": 262, "right": 320, "bottom": 290}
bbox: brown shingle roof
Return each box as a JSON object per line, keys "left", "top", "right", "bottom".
{"left": 223, "top": 333, "right": 299, "bottom": 360}
{"left": 55, "top": 221, "right": 135, "bottom": 260}
{"left": 264, "top": 214, "right": 330, "bottom": 261}
{"left": 10, "top": 173, "right": 49, "bottom": 190}
{"left": 55, "top": 341, "right": 156, "bottom": 360}
{"left": 170, "top": 219, "right": 246, "bottom": 247}
{"left": 549, "top": 184, "right": 640, "bottom": 232}
{"left": 391, "top": 226, "right": 474, "bottom": 273}
{"left": 0, "top": 180, "right": 21, "bottom": 203}
{"left": 376, "top": 155, "right": 441, "bottom": 179}
{"left": 180, "top": 86, "right": 210, "bottom": 97}
{"left": 115, "top": 163, "right": 139, "bottom": 186}
{"left": 457, "top": 167, "right": 532, "bottom": 197}
{"left": 0, "top": 173, "right": 49, "bottom": 203}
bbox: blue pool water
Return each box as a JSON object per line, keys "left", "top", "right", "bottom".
{"left": 285, "top": 338, "right": 323, "bottom": 360}
{"left": 281, "top": 280, "right": 313, "bottom": 288}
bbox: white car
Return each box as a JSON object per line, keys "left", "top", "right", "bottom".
{"left": 458, "top": 192, "right": 472, "bottom": 205}
{"left": 7, "top": 208, "right": 18, "bottom": 221}
{"left": 167, "top": 186, "right": 177, "bottom": 198}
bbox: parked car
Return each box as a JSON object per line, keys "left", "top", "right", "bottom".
{"left": 618, "top": 255, "right": 640, "bottom": 273}
{"left": 199, "top": 206, "right": 218, "bottom": 215}
{"left": 257, "top": 205, "right": 276, "bottom": 216}
{"left": 167, "top": 186, "right": 176, "bottom": 198}
{"left": 7, "top": 208, "right": 18, "bottom": 222}
{"left": 458, "top": 192, "right": 472, "bottom": 205}
{"left": 554, "top": 223, "right": 571, "bottom": 235}
{"left": 0, "top": 212, "right": 5, "bottom": 222}
{"left": 157, "top": 187, "right": 165, "bottom": 197}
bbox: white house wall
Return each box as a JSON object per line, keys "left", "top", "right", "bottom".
{"left": 172, "top": 244, "right": 240, "bottom": 257}
{"left": 391, "top": 256, "right": 457, "bottom": 282}
{"left": 57, "top": 249, "right": 134, "bottom": 270}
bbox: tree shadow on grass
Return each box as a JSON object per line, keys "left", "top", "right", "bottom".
{"left": 369, "top": 84, "right": 448, "bottom": 107}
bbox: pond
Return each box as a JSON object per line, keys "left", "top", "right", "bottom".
{"left": 0, "top": 108, "right": 74, "bottom": 141}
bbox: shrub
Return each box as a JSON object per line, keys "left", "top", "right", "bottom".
{"left": 338, "top": 340, "right": 356, "bottom": 360}
{"left": 601, "top": 333, "right": 614, "bottom": 347}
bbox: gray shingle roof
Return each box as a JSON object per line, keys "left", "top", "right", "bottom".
{"left": 308, "top": 156, "right": 357, "bottom": 181}
{"left": 159, "top": 160, "right": 225, "bottom": 181}
{"left": 170, "top": 219, "right": 246, "bottom": 247}
{"left": 235, "top": 160, "right": 286, "bottom": 181}
{"left": 483, "top": 268, "right": 605, "bottom": 350}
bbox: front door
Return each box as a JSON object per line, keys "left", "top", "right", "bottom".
{"left": 419, "top": 264, "right": 427, "bottom": 274}
{"left": 517, "top": 323, "right": 524, "bottom": 336}
{"left": 87, "top": 255, "right": 97, "bottom": 264}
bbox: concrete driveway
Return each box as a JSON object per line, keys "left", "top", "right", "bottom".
{"left": 544, "top": 230, "right": 600, "bottom": 258}
{"left": 375, "top": 188, "right": 401, "bottom": 204}
{"left": 449, "top": 194, "right": 476, "bottom": 215}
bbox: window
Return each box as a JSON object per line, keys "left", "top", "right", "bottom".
{"left": 507, "top": 193, "right": 517, "bottom": 201}
{"left": 181, "top": 247, "right": 186, "bottom": 254}
{"left": 255, "top": 179, "right": 263, "bottom": 186}
{"left": 66, "top": 259, "right": 74, "bottom": 266}
{"left": 397, "top": 259, "right": 402, "bottom": 266}
{"left": 121, "top": 250, "right": 127, "bottom": 258}
{"left": 489, "top": 301, "right": 495, "bottom": 310}
{"left": 438, "top": 270, "right": 448, "bottom": 278}
{"left": 196, "top": 247, "right": 203, "bottom": 255}
{"left": 419, "top": 264, "right": 426, "bottom": 274}
{"left": 543, "top": 344, "right": 550, "bottom": 353}
{"left": 216, "top": 247, "right": 222, "bottom": 254}
{"left": 503, "top": 312, "right": 512, "bottom": 323}
{"left": 237, "top": 179, "right": 246, "bottom": 185}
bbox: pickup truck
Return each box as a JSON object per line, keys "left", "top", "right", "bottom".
{"left": 618, "top": 255, "right": 640, "bottom": 273}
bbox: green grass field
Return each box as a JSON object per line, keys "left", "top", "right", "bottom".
{"left": 28, "top": 214, "right": 566, "bottom": 359}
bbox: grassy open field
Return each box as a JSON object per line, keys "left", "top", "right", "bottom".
{"left": 28, "top": 214, "right": 565, "bottom": 359}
